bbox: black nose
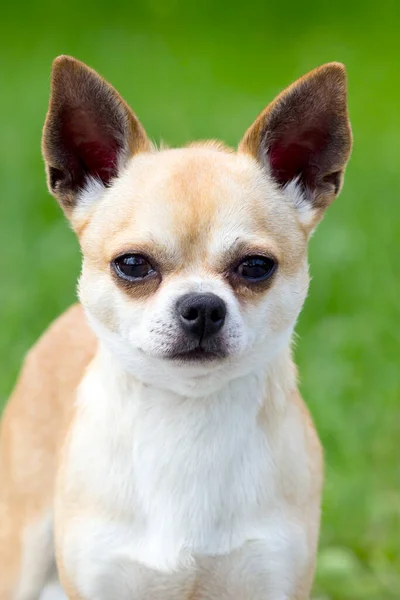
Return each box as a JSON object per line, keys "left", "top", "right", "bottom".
{"left": 176, "top": 293, "right": 227, "bottom": 342}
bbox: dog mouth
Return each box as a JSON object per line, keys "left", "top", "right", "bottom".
{"left": 167, "top": 345, "right": 227, "bottom": 362}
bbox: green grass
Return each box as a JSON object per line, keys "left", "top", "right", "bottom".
{"left": 1, "top": 1, "right": 399, "bottom": 597}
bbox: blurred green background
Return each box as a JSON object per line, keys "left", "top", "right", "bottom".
{"left": 1, "top": 1, "right": 399, "bottom": 598}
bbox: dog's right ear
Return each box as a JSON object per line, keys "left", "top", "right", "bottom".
{"left": 42, "top": 56, "right": 150, "bottom": 214}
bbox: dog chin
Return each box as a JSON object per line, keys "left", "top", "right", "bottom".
{"left": 130, "top": 352, "right": 237, "bottom": 397}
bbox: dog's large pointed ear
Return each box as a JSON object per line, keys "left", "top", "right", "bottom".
{"left": 238, "top": 63, "right": 352, "bottom": 229}
{"left": 42, "top": 56, "right": 151, "bottom": 213}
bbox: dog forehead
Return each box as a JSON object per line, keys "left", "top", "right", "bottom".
{"left": 122, "top": 147, "right": 267, "bottom": 214}
{"left": 115, "top": 148, "right": 271, "bottom": 220}
{"left": 83, "top": 146, "right": 304, "bottom": 265}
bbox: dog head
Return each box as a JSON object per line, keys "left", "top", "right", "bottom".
{"left": 42, "top": 56, "right": 352, "bottom": 396}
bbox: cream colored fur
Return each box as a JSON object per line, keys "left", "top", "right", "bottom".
{"left": 0, "top": 56, "right": 352, "bottom": 599}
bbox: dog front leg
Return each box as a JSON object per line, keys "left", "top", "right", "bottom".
{"left": 196, "top": 521, "right": 314, "bottom": 600}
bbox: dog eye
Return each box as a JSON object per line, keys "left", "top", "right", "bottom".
{"left": 235, "top": 256, "right": 276, "bottom": 282}
{"left": 113, "top": 254, "right": 156, "bottom": 281}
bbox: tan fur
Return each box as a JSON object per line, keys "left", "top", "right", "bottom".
{"left": 0, "top": 305, "right": 95, "bottom": 598}
{"left": 0, "top": 57, "right": 351, "bottom": 600}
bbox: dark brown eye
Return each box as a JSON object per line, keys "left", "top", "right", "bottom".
{"left": 235, "top": 256, "right": 276, "bottom": 282}
{"left": 113, "top": 254, "right": 156, "bottom": 281}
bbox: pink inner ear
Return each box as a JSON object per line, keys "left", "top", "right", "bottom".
{"left": 268, "top": 127, "right": 330, "bottom": 189}
{"left": 60, "top": 107, "right": 121, "bottom": 187}
{"left": 77, "top": 140, "right": 119, "bottom": 182}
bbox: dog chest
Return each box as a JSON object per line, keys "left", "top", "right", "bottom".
{"left": 68, "top": 371, "right": 278, "bottom": 568}
{"left": 129, "top": 389, "right": 274, "bottom": 568}
{"left": 59, "top": 360, "right": 315, "bottom": 599}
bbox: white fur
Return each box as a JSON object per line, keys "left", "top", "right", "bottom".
{"left": 12, "top": 514, "right": 65, "bottom": 600}
{"left": 14, "top": 514, "right": 55, "bottom": 600}
{"left": 58, "top": 347, "right": 311, "bottom": 599}
{"left": 39, "top": 582, "right": 67, "bottom": 600}
{"left": 82, "top": 269, "right": 287, "bottom": 398}
{"left": 283, "top": 178, "right": 317, "bottom": 229}
{"left": 77, "top": 176, "right": 105, "bottom": 208}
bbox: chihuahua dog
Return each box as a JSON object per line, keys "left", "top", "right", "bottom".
{"left": 0, "top": 57, "right": 352, "bottom": 599}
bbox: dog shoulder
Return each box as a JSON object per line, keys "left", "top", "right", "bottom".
{"left": 259, "top": 354, "right": 323, "bottom": 510}
{"left": 12, "top": 303, "right": 96, "bottom": 408}
{"left": 282, "top": 389, "right": 324, "bottom": 507}
{"left": 1, "top": 304, "right": 97, "bottom": 490}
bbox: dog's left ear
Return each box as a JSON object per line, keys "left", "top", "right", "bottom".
{"left": 239, "top": 63, "right": 352, "bottom": 229}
